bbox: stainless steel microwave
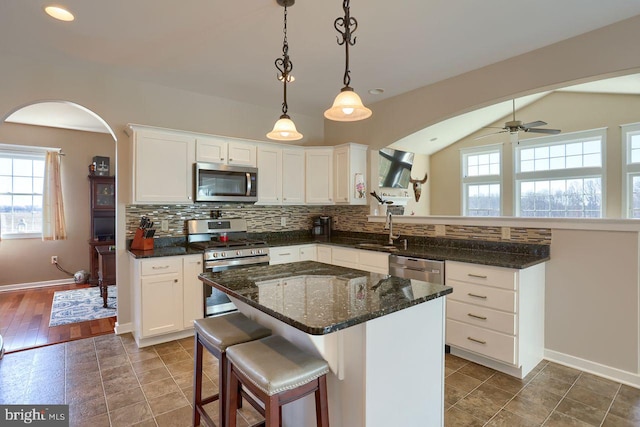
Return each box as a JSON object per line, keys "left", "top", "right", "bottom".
{"left": 194, "top": 162, "right": 258, "bottom": 203}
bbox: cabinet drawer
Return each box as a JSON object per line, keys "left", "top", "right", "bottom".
{"left": 447, "top": 279, "right": 516, "bottom": 312}
{"left": 269, "top": 246, "right": 301, "bottom": 265}
{"left": 140, "top": 258, "right": 182, "bottom": 276}
{"left": 446, "top": 261, "right": 517, "bottom": 290}
{"left": 447, "top": 319, "right": 517, "bottom": 365}
{"left": 447, "top": 300, "right": 516, "bottom": 335}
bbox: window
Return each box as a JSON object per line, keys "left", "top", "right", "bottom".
{"left": 622, "top": 123, "right": 640, "bottom": 218}
{"left": 0, "top": 149, "right": 46, "bottom": 237}
{"left": 461, "top": 146, "right": 501, "bottom": 216}
{"left": 515, "top": 129, "right": 605, "bottom": 218}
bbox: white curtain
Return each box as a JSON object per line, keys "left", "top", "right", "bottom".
{"left": 42, "top": 151, "right": 67, "bottom": 240}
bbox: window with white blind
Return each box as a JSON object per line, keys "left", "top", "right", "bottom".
{"left": 622, "top": 123, "right": 640, "bottom": 218}
{"left": 0, "top": 148, "right": 46, "bottom": 238}
{"left": 461, "top": 146, "right": 502, "bottom": 216}
{"left": 514, "top": 129, "right": 605, "bottom": 218}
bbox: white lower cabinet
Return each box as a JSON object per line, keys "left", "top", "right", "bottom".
{"left": 182, "top": 254, "right": 204, "bottom": 329}
{"left": 331, "top": 246, "right": 389, "bottom": 274}
{"left": 269, "top": 245, "right": 318, "bottom": 265}
{"left": 445, "top": 260, "right": 545, "bottom": 378}
{"left": 268, "top": 244, "right": 388, "bottom": 273}
{"left": 132, "top": 254, "right": 204, "bottom": 347}
{"left": 316, "top": 245, "right": 332, "bottom": 264}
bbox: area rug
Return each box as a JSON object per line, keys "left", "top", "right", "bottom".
{"left": 49, "top": 286, "right": 117, "bottom": 327}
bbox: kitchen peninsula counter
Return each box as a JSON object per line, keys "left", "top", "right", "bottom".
{"left": 199, "top": 261, "right": 451, "bottom": 427}
{"left": 199, "top": 261, "right": 452, "bottom": 335}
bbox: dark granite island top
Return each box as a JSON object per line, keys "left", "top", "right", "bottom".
{"left": 199, "top": 260, "right": 452, "bottom": 335}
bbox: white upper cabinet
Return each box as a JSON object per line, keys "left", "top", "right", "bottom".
{"left": 334, "top": 143, "right": 368, "bottom": 205}
{"left": 129, "top": 125, "right": 195, "bottom": 204}
{"left": 305, "top": 148, "right": 334, "bottom": 204}
{"left": 257, "top": 145, "right": 283, "bottom": 204}
{"left": 196, "top": 136, "right": 257, "bottom": 167}
{"left": 195, "top": 136, "right": 227, "bottom": 164}
{"left": 257, "top": 145, "right": 305, "bottom": 205}
{"left": 282, "top": 149, "right": 305, "bottom": 204}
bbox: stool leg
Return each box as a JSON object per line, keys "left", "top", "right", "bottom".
{"left": 264, "top": 395, "right": 280, "bottom": 427}
{"left": 227, "top": 367, "right": 240, "bottom": 427}
{"left": 193, "top": 334, "right": 203, "bottom": 427}
{"left": 219, "top": 351, "right": 227, "bottom": 427}
{"left": 315, "top": 375, "right": 329, "bottom": 427}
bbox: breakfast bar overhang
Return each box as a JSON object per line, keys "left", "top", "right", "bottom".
{"left": 200, "top": 261, "right": 453, "bottom": 427}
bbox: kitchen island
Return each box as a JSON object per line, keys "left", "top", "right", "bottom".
{"left": 200, "top": 261, "right": 452, "bottom": 427}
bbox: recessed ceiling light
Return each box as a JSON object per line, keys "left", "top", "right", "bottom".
{"left": 368, "top": 88, "right": 384, "bottom": 95}
{"left": 44, "top": 5, "right": 75, "bottom": 22}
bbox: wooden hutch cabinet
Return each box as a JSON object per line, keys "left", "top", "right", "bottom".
{"left": 88, "top": 175, "right": 115, "bottom": 283}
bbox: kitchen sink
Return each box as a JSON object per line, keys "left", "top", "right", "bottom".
{"left": 357, "top": 243, "right": 398, "bottom": 250}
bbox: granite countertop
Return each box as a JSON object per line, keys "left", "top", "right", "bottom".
{"left": 262, "top": 233, "right": 550, "bottom": 269}
{"left": 199, "top": 261, "right": 452, "bottom": 335}
{"left": 129, "top": 231, "right": 549, "bottom": 269}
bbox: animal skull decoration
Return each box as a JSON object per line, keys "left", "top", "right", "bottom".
{"left": 409, "top": 173, "right": 428, "bottom": 202}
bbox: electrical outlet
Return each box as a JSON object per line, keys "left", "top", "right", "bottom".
{"left": 434, "top": 224, "right": 445, "bottom": 236}
{"left": 51, "top": 255, "right": 58, "bottom": 264}
{"left": 501, "top": 226, "right": 511, "bottom": 240}
{"left": 161, "top": 220, "right": 169, "bottom": 231}
{"left": 280, "top": 217, "right": 287, "bottom": 227}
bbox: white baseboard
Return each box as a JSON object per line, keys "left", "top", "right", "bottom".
{"left": 0, "top": 279, "right": 73, "bottom": 292}
{"left": 114, "top": 322, "right": 133, "bottom": 335}
{"left": 544, "top": 349, "right": 640, "bottom": 389}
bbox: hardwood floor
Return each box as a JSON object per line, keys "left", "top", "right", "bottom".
{"left": 0, "top": 283, "right": 116, "bottom": 354}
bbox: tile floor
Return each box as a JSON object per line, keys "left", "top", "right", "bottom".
{"left": 444, "top": 353, "right": 640, "bottom": 426}
{"left": 0, "top": 333, "right": 263, "bottom": 427}
{"left": 1, "top": 333, "right": 639, "bottom": 426}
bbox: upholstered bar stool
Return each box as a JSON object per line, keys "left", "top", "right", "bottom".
{"left": 193, "top": 313, "right": 271, "bottom": 427}
{"left": 226, "top": 335, "right": 330, "bottom": 427}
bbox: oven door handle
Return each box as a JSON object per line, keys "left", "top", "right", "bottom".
{"left": 246, "top": 173, "right": 252, "bottom": 196}
{"left": 206, "top": 255, "right": 270, "bottom": 271}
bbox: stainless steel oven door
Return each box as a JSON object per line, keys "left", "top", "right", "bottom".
{"left": 203, "top": 255, "right": 270, "bottom": 317}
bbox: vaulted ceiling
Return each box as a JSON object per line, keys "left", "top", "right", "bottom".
{"left": 2, "top": 1, "right": 640, "bottom": 149}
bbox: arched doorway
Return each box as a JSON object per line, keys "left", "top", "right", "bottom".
{"left": 0, "top": 100, "right": 118, "bottom": 354}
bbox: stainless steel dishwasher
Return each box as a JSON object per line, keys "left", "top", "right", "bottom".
{"left": 389, "top": 254, "right": 444, "bottom": 284}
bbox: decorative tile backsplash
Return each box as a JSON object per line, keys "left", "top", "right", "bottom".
{"left": 125, "top": 204, "right": 551, "bottom": 245}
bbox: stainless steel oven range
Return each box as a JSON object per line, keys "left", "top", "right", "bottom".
{"left": 187, "top": 218, "right": 270, "bottom": 317}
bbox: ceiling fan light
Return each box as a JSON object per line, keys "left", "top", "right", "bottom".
{"left": 324, "top": 88, "right": 372, "bottom": 122}
{"left": 267, "top": 115, "right": 303, "bottom": 141}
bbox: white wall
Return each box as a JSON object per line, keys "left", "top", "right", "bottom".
{"left": 545, "top": 229, "right": 639, "bottom": 380}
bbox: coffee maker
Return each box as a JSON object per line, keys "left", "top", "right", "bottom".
{"left": 312, "top": 216, "right": 332, "bottom": 240}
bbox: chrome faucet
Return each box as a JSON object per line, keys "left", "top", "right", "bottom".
{"left": 385, "top": 211, "right": 400, "bottom": 245}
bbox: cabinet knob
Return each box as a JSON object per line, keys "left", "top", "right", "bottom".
{"left": 174, "top": 279, "right": 178, "bottom": 283}
{"left": 197, "top": 261, "right": 201, "bottom": 265}
{"left": 220, "top": 158, "right": 224, "bottom": 161}
{"left": 229, "top": 158, "right": 233, "bottom": 161}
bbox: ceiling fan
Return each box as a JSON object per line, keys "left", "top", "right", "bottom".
{"left": 476, "top": 99, "right": 561, "bottom": 142}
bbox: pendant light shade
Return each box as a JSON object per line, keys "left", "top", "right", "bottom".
{"left": 324, "top": 0, "right": 371, "bottom": 122}
{"left": 267, "top": 114, "right": 303, "bottom": 141}
{"left": 324, "top": 87, "right": 372, "bottom": 121}
{"left": 267, "top": 0, "right": 303, "bottom": 141}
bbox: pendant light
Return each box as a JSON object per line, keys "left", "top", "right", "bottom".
{"left": 267, "top": 0, "right": 303, "bottom": 141}
{"left": 324, "top": 0, "right": 372, "bottom": 122}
